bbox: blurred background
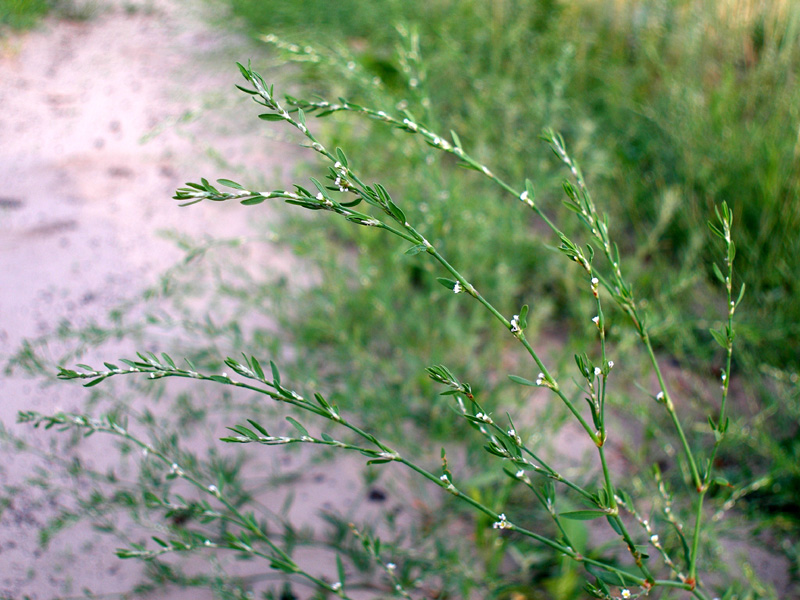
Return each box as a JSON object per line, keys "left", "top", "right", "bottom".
{"left": 1, "top": 0, "right": 798, "bottom": 598}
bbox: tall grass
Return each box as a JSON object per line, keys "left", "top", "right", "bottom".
{"left": 217, "top": 0, "right": 799, "bottom": 372}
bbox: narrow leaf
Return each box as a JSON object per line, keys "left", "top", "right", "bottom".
{"left": 217, "top": 179, "right": 245, "bottom": 190}
{"left": 436, "top": 277, "right": 458, "bottom": 291}
{"left": 270, "top": 360, "right": 281, "bottom": 386}
{"left": 508, "top": 374, "right": 538, "bottom": 387}
{"left": 286, "top": 416, "right": 309, "bottom": 437}
{"left": 558, "top": 510, "right": 607, "bottom": 521}
{"left": 709, "top": 328, "right": 728, "bottom": 348}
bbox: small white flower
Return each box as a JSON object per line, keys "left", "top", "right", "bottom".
{"left": 592, "top": 316, "right": 600, "bottom": 325}
{"left": 536, "top": 373, "right": 545, "bottom": 385}
{"left": 347, "top": 61, "right": 356, "bottom": 70}
{"left": 493, "top": 514, "right": 512, "bottom": 529}
{"left": 440, "top": 474, "right": 449, "bottom": 482}
{"left": 386, "top": 562, "right": 396, "bottom": 571}
{"left": 204, "top": 539, "right": 212, "bottom": 546}
{"left": 515, "top": 469, "right": 525, "bottom": 478}
{"left": 316, "top": 192, "right": 324, "bottom": 201}
{"left": 656, "top": 391, "right": 665, "bottom": 401}
{"left": 510, "top": 314, "right": 521, "bottom": 333}
{"left": 621, "top": 589, "right": 631, "bottom": 599}
{"left": 591, "top": 277, "right": 599, "bottom": 286}
{"left": 607, "top": 361, "right": 614, "bottom": 369}
{"left": 650, "top": 534, "right": 659, "bottom": 544}
{"left": 453, "top": 281, "right": 463, "bottom": 294}
{"left": 594, "top": 367, "right": 602, "bottom": 376}
{"left": 331, "top": 582, "right": 342, "bottom": 591}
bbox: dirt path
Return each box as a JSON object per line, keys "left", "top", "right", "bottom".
{"left": 0, "top": 2, "right": 308, "bottom": 596}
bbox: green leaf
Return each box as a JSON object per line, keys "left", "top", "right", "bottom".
{"left": 229, "top": 425, "right": 258, "bottom": 440}
{"left": 519, "top": 304, "right": 529, "bottom": 330}
{"left": 83, "top": 377, "right": 107, "bottom": 388}
{"left": 712, "top": 263, "right": 725, "bottom": 283}
{"left": 152, "top": 536, "right": 169, "bottom": 548}
{"left": 736, "top": 283, "right": 746, "bottom": 305}
{"left": 209, "top": 375, "right": 231, "bottom": 384}
{"left": 436, "top": 277, "right": 458, "bottom": 291}
{"left": 405, "top": 244, "right": 427, "bottom": 256}
{"left": 606, "top": 516, "right": 623, "bottom": 535}
{"left": 258, "top": 113, "right": 284, "bottom": 121}
{"left": 709, "top": 328, "right": 728, "bottom": 348}
{"left": 450, "top": 129, "right": 462, "bottom": 149}
{"left": 386, "top": 199, "right": 406, "bottom": 224}
{"left": 508, "top": 374, "right": 537, "bottom": 387}
{"left": 247, "top": 419, "right": 269, "bottom": 436}
{"left": 336, "top": 147, "right": 348, "bottom": 168}
{"left": 286, "top": 416, "right": 308, "bottom": 437}
{"left": 708, "top": 221, "right": 724, "bottom": 239}
{"left": 161, "top": 353, "right": 176, "bottom": 369}
{"left": 250, "top": 357, "right": 265, "bottom": 380}
{"left": 217, "top": 179, "right": 244, "bottom": 190}
{"left": 367, "top": 459, "right": 393, "bottom": 465}
{"left": 296, "top": 108, "right": 306, "bottom": 126}
{"left": 336, "top": 554, "right": 346, "bottom": 587}
{"left": 270, "top": 360, "right": 281, "bottom": 386}
{"left": 525, "top": 179, "right": 535, "bottom": 202}
{"left": 558, "top": 510, "right": 607, "bottom": 521}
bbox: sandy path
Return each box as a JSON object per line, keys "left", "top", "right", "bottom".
{"left": 0, "top": 2, "right": 312, "bottom": 597}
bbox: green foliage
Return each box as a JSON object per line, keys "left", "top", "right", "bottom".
{"left": 218, "top": 0, "right": 800, "bottom": 372}
{"left": 0, "top": 0, "right": 97, "bottom": 31}
{"left": 0, "top": 0, "right": 51, "bottom": 30}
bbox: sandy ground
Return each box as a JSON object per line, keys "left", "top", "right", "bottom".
{"left": 0, "top": 1, "right": 365, "bottom": 597}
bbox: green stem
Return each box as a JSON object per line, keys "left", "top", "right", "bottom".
{"left": 689, "top": 491, "right": 705, "bottom": 581}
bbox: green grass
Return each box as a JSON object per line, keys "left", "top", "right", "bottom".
{"left": 218, "top": 0, "right": 800, "bottom": 373}
{"left": 0, "top": 0, "right": 52, "bottom": 30}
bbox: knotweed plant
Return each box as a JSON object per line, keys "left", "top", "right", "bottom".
{"left": 24, "top": 62, "right": 746, "bottom": 599}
